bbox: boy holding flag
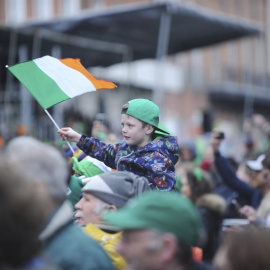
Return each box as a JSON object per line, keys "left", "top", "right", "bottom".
{"left": 58, "top": 99, "right": 179, "bottom": 191}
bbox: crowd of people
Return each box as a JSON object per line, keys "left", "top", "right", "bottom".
{"left": 1, "top": 98, "right": 270, "bottom": 270}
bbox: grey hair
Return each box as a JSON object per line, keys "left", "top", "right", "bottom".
{"left": 145, "top": 230, "right": 166, "bottom": 253}
{"left": 145, "top": 230, "right": 193, "bottom": 267}
{"left": 93, "top": 199, "right": 111, "bottom": 216}
{"left": 5, "top": 136, "right": 69, "bottom": 202}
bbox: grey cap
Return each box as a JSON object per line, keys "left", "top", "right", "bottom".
{"left": 82, "top": 171, "right": 151, "bottom": 208}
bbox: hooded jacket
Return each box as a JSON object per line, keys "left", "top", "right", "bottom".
{"left": 40, "top": 201, "right": 115, "bottom": 270}
{"left": 77, "top": 135, "right": 180, "bottom": 191}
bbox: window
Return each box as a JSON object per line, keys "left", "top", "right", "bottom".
{"left": 33, "top": 0, "right": 54, "bottom": 20}
{"left": 5, "top": 0, "right": 27, "bottom": 25}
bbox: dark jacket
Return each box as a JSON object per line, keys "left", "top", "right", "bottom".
{"left": 214, "top": 151, "right": 262, "bottom": 209}
{"left": 77, "top": 135, "right": 180, "bottom": 191}
{"left": 196, "top": 193, "right": 226, "bottom": 262}
{"left": 194, "top": 262, "right": 213, "bottom": 270}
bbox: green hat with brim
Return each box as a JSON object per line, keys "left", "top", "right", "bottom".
{"left": 103, "top": 191, "right": 203, "bottom": 246}
{"left": 154, "top": 123, "right": 171, "bottom": 136}
{"left": 126, "top": 99, "right": 170, "bottom": 135}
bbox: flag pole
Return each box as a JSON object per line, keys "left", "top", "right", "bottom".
{"left": 6, "top": 65, "right": 75, "bottom": 154}
{"left": 44, "top": 109, "right": 75, "bottom": 154}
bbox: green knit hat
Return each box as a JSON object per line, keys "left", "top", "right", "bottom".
{"left": 125, "top": 99, "right": 169, "bottom": 135}
{"left": 103, "top": 191, "right": 203, "bottom": 245}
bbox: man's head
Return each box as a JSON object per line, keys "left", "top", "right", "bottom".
{"left": 75, "top": 171, "right": 150, "bottom": 226}
{"left": 256, "top": 153, "right": 270, "bottom": 194}
{"left": 5, "top": 136, "right": 69, "bottom": 209}
{"left": 180, "top": 140, "right": 197, "bottom": 162}
{"left": 181, "top": 168, "right": 214, "bottom": 203}
{"left": 246, "top": 154, "right": 265, "bottom": 172}
{"left": 245, "top": 154, "right": 266, "bottom": 188}
{"left": 121, "top": 99, "right": 169, "bottom": 147}
{"left": 0, "top": 156, "right": 45, "bottom": 268}
{"left": 214, "top": 226, "right": 270, "bottom": 270}
{"left": 103, "top": 191, "right": 203, "bottom": 270}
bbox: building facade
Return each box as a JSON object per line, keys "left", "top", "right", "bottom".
{"left": 0, "top": 0, "right": 268, "bottom": 150}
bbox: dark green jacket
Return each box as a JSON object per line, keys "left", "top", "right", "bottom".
{"left": 41, "top": 201, "right": 115, "bottom": 270}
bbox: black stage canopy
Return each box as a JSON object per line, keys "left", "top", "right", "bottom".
{"left": 12, "top": 1, "right": 261, "bottom": 68}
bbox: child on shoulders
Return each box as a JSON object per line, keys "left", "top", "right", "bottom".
{"left": 58, "top": 99, "right": 179, "bottom": 191}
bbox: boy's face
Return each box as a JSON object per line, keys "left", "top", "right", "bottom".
{"left": 121, "top": 114, "right": 152, "bottom": 147}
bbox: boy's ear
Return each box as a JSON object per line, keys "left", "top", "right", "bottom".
{"left": 145, "top": 124, "right": 155, "bottom": 135}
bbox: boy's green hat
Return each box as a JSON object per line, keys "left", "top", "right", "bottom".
{"left": 126, "top": 99, "right": 170, "bottom": 135}
{"left": 155, "top": 123, "right": 171, "bottom": 136}
{"left": 103, "top": 191, "right": 203, "bottom": 246}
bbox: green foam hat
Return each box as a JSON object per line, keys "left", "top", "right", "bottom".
{"left": 67, "top": 175, "right": 84, "bottom": 209}
{"left": 72, "top": 157, "right": 104, "bottom": 177}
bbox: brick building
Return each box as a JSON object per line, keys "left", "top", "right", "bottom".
{"left": 0, "top": 0, "right": 268, "bottom": 146}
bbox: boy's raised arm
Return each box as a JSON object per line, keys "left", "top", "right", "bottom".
{"left": 57, "top": 127, "right": 82, "bottom": 143}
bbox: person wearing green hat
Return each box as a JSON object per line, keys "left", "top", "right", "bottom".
{"left": 58, "top": 99, "right": 180, "bottom": 191}
{"left": 103, "top": 191, "right": 212, "bottom": 270}
{"left": 72, "top": 156, "right": 108, "bottom": 177}
{"left": 67, "top": 156, "right": 112, "bottom": 209}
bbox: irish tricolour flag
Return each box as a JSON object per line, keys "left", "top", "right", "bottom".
{"left": 7, "top": 55, "right": 117, "bottom": 109}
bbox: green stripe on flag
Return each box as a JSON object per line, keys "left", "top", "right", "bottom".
{"left": 9, "top": 60, "right": 69, "bottom": 109}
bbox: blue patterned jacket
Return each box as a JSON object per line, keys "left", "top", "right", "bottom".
{"left": 77, "top": 135, "right": 180, "bottom": 191}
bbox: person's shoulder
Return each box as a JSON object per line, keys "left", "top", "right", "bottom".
{"left": 47, "top": 221, "right": 100, "bottom": 248}
{"left": 46, "top": 223, "right": 115, "bottom": 268}
{"left": 155, "top": 135, "right": 179, "bottom": 149}
{"left": 196, "top": 194, "right": 227, "bottom": 215}
{"left": 153, "top": 136, "right": 180, "bottom": 162}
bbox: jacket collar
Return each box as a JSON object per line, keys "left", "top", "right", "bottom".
{"left": 39, "top": 200, "right": 74, "bottom": 241}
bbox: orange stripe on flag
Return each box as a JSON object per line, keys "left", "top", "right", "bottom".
{"left": 59, "top": 58, "right": 117, "bottom": 90}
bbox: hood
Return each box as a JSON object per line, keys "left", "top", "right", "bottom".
{"left": 39, "top": 201, "right": 73, "bottom": 241}
{"left": 196, "top": 194, "right": 227, "bottom": 215}
{"left": 138, "top": 135, "right": 180, "bottom": 165}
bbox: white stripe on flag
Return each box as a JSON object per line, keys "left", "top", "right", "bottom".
{"left": 34, "top": 56, "right": 96, "bottom": 98}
